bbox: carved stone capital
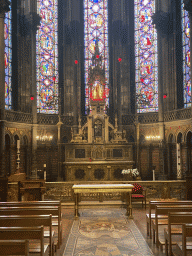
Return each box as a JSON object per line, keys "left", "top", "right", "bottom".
{"left": 19, "top": 12, "right": 41, "bottom": 36}
{"left": 152, "top": 11, "right": 173, "bottom": 37}
{"left": 183, "top": 0, "right": 192, "bottom": 16}
{"left": 0, "top": 0, "right": 11, "bottom": 15}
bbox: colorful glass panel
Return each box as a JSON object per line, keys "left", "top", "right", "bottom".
{"left": 134, "top": 0, "right": 158, "bottom": 113}
{"left": 182, "top": 0, "right": 191, "bottom": 107}
{"left": 84, "top": 0, "right": 109, "bottom": 113}
{"left": 4, "top": 1, "right": 12, "bottom": 109}
{"left": 36, "top": 0, "right": 58, "bottom": 114}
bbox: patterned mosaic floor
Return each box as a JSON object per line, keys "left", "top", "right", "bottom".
{"left": 63, "top": 208, "right": 154, "bottom": 256}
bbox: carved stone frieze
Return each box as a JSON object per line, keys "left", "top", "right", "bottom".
{"left": 44, "top": 181, "right": 186, "bottom": 202}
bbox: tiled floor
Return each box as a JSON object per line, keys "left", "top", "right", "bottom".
{"left": 59, "top": 203, "right": 165, "bottom": 256}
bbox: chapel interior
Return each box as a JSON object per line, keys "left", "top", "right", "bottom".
{"left": 0, "top": 0, "right": 192, "bottom": 255}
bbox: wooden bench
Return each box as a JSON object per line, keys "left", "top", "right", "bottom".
{"left": 0, "top": 240, "right": 29, "bottom": 256}
{"left": 0, "top": 226, "right": 49, "bottom": 256}
{"left": 0, "top": 214, "right": 54, "bottom": 256}
{"left": 0, "top": 206, "right": 62, "bottom": 248}
{"left": 174, "top": 224, "right": 192, "bottom": 256}
{"left": 152, "top": 205, "right": 192, "bottom": 248}
{"left": 164, "top": 212, "right": 192, "bottom": 256}
{"left": 147, "top": 200, "right": 192, "bottom": 238}
{"left": 0, "top": 200, "right": 62, "bottom": 218}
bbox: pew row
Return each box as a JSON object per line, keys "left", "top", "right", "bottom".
{"left": 151, "top": 205, "right": 192, "bottom": 249}
{"left": 0, "top": 226, "right": 49, "bottom": 256}
{"left": 0, "top": 240, "right": 29, "bottom": 256}
{"left": 146, "top": 200, "right": 192, "bottom": 238}
{"left": 0, "top": 214, "right": 54, "bottom": 256}
{"left": 0, "top": 206, "right": 62, "bottom": 248}
{"left": 164, "top": 213, "right": 192, "bottom": 256}
{"left": 174, "top": 224, "right": 192, "bottom": 256}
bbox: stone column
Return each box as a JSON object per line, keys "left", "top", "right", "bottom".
{"left": 29, "top": 0, "right": 41, "bottom": 172}
{"left": 0, "top": 1, "right": 11, "bottom": 176}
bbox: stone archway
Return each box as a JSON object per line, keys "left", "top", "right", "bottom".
{"left": 168, "top": 134, "right": 177, "bottom": 180}
{"left": 186, "top": 131, "right": 192, "bottom": 175}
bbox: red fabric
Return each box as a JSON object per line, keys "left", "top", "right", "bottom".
{"left": 132, "top": 194, "right": 144, "bottom": 198}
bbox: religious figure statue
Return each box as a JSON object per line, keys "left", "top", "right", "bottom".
{"left": 92, "top": 81, "right": 103, "bottom": 100}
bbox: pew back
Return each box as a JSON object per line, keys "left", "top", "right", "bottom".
{"left": 0, "top": 240, "right": 29, "bottom": 256}
{"left": 0, "top": 226, "right": 48, "bottom": 256}
{"left": 0, "top": 214, "right": 53, "bottom": 256}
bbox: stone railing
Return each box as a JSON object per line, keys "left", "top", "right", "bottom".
{"left": 164, "top": 108, "right": 191, "bottom": 122}
{"left": 4, "top": 108, "right": 192, "bottom": 125}
{"left": 44, "top": 180, "right": 186, "bottom": 203}
{"left": 5, "top": 110, "right": 33, "bottom": 124}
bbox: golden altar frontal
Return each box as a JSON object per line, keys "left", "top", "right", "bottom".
{"left": 72, "top": 184, "right": 134, "bottom": 218}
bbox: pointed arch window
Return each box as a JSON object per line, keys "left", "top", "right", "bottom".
{"left": 36, "top": 0, "right": 59, "bottom": 114}
{"left": 181, "top": 0, "right": 191, "bottom": 107}
{"left": 134, "top": 0, "right": 158, "bottom": 113}
{"left": 4, "top": 1, "right": 12, "bottom": 109}
{"left": 84, "top": 0, "right": 109, "bottom": 113}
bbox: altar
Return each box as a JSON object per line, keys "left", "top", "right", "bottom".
{"left": 72, "top": 184, "right": 134, "bottom": 218}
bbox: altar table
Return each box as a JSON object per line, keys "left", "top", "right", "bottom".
{"left": 72, "top": 184, "right": 134, "bottom": 218}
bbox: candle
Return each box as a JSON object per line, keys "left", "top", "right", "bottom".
{"left": 153, "top": 170, "right": 155, "bottom": 181}
{"left": 44, "top": 164, "right": 46, "bottom": 168}
{"left": 44, "top": 171, "right": 46, "bottom": 181}
{"left": 17, "top": 140, "right": 20, "bottom": 149}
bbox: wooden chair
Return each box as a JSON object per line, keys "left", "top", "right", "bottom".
{"left": 0, "top": 240, "right": 29, "bottom": 256}
{"left": 131, "top": 183, "right": 146, "bottom": 209}
{"left": 175, "top": 224, "right": 192, "bottom": 256}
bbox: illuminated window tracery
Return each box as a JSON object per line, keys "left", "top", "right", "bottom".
{"left": 4, "top": 1, "right": 12, "bottom": 109}
{"left": 36, "top": 0, "right": 58, "bottom": 114}
{"left": 135, "top": 0, "right": 158, "bottom": 113}
{"left": 84, "top": 0, "right": 109, "bottom": 113}
{"left": 182, "top": 0, "right": 191, "bottom": 107}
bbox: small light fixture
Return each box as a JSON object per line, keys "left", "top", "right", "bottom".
{"left": 118, "top": 57, "right": 122, "bottom": 62}
{"left": 163, "top": 94, "right": 167, "bottom": 99}
{"left": 75, "top": 60, "right": 78, "bottom": 64}
{"left": 30, "top": 96, "right": 34, "bottom": 101}
{"left": 146, "top": 135, "right": 161, "bottom": 140}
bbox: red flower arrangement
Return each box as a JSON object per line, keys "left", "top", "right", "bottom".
{"left": 132, "top": 183, "right": 143, "bottom": 194}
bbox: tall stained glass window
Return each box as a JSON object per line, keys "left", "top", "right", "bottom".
{"left": 84, "top": 0, "right": 109, "bottom": 113}
{"left": 182, "top": 0, "right": 191, "bottom": 107}
{"left": 135, "top": 0, "right": 158, "bottom": 113}
{"left": 36, "top": 0, "right": 58, "bottom": 114}
{"left": 4, "top": 1, "right": 12, "bottom": 109}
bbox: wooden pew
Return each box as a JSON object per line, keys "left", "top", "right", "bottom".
{"left": 0, "top": 214, "right": 54, "bottom": 256}
{"left": 146, "top": 200, "right": 192, "bottom": 238}
{"left": 0, "top": 240, "right": 29, "bottom": 256}
{"left": 0, "top": 206, "right": 62, "bottom": 248}
{"left": 174, "top": 224, "right": 192, "bottom": 256}
{"left": 0, "top": 201, "right": 62, "bottom": 246}
{"left": 0, "top": 226, "right": 49, "bottom": 256}
{"left": 152, "top": 205, "right": 192, "bottom": 248}
{"left": 164, "top": 212, "right": 192, "bottom": 256}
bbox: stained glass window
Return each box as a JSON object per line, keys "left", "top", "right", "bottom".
{"left": 4, "top": 1, "right": 12, "bottom": 109}
{"left": 135, "top": 0, "right": 158, "bottom": 113}
{"left": 84, "top": 0, "right": 109, "bottom": 113}
{"left": 36, "top": 0, "right": 58, "bottom": 114}
{"left": 182, "top": 0, "right": 191, "bottom": 107}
